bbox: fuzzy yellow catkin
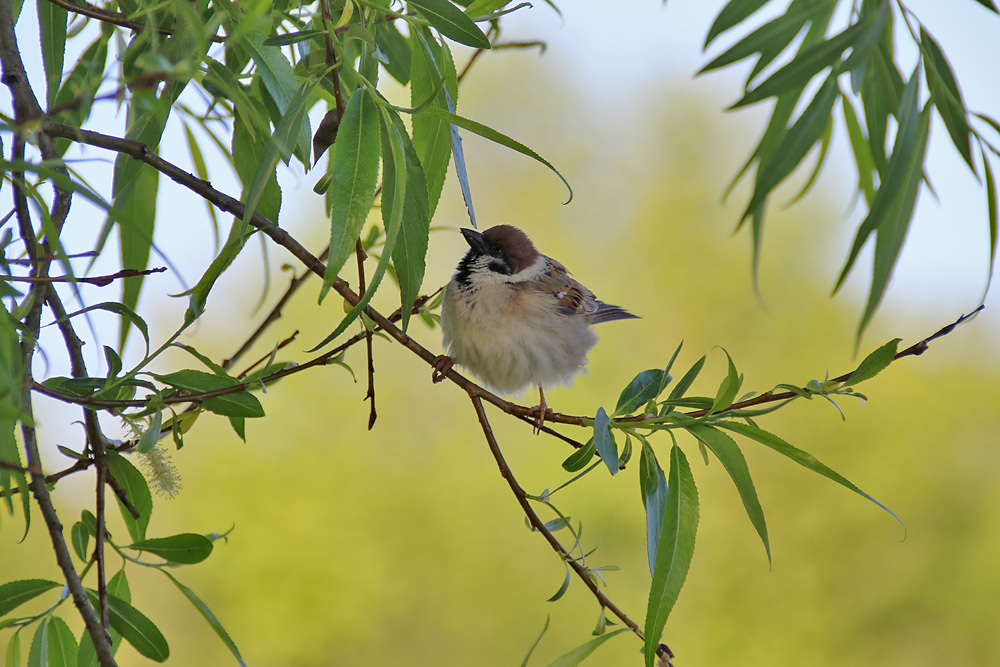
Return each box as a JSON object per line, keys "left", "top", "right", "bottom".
{"left": 138, "top": 444, "right": 182, "bottom": 498}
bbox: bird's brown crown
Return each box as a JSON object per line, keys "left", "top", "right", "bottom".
{"left": 483, "top": 225, "right": 539, "bottom": 273}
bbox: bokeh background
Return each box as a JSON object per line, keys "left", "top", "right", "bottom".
{"left": 3, "top": 1, "right": 1000, "bottom": 665}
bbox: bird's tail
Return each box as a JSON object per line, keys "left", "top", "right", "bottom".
{"left": 590, "top": 302, "right": 640, "bottom": 324}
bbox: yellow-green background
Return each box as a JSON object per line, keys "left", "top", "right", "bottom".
{"left": 4, "top": 2, "right": 1000, "bottom": 665}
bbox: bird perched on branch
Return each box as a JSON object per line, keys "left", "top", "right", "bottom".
{"left": 432, "top": 225, "right": 638, "bottom": 428}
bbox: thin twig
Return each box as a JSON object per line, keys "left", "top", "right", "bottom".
{"left": 42, "top": 0, "right": 226, "bottom": 42}
{"left": 356, "top": 239, "right": 377, "bottom": 429}
{"left": 0, "top": 1, "right": 116, "bottom": 660}
{"left": 46, "top": 288, "right": 114, "bottom": 634}
{"left": 4, "top": 266, "right": 166, "bottom": 286}
{"left": 470, "top": 395, "right": 647, "bottom": 642}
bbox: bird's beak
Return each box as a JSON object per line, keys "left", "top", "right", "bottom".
{"left": 460, "top": 228, "right": 490, "bottom": 255}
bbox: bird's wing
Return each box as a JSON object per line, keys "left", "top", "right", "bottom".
{"left": 525, "top": 258, "right": 600, "bottom": 317}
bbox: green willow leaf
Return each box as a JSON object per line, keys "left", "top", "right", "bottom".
{"left": 308, "top": 104, "right": 408, "bottom": 352}
{"left": 639, "top": 442, "right": 669, "bottom": 575}
{"left": 411, "top": 25, "right": 457, "bottom": 217}
{"left": 114, "top": 164, "right": 158, "bottom": 351}
{"left": 546, "top": 628, "right": 629, "bottom": 667}
{"left": 644, "top": 445, "right": 698, "bottom": 667}
{"left": 704, "top": 0, "right": 770, "bottom": 47}
{"left": 711, "top": 348, "right": 741, "bottom": 412}
{"left": 717, "top": 421, "right": 904, "bottom": 529}
{"left": 128, "top": 534, "right": 214, "bottom": 565}
{"left": 562, "top": 438, "right": 596, "bottom": 472}
{"left": 85, "top": 591, "right": 169, "bottom": 662}
{"left": 983, "top": 145, "right": 999, "bottom": 292}
{"left": 420, "top": 107, "right": 573, "bottom": 203}
{"left": 666, "top": 355, "right": 705, "bottom": 404}
{"left": 41, "top": 616, "right": 76, "bottom": 667}
{"left": 835, "top": 64, "right": 925, "bottom": 288}
{"left": 0, "top": 580, "right": 60, "bottom": 617}
{"left": 320, "top": 87, "right": 381, "bottom": 303}
{"left": 841, "top": 91, "right": 877, "bottom": 204}
{"left": 731, "top": 11, "right": 878, "bottom": 109}
{"left": 593, "top": 407, "right": 617, "bottom": 476}
{"left": 162, "top": 571, "right": 247, "bottom": 667}
{"left": 203, "top": 391, "right": 265, "bottom": 419}
{"left": 614, "top": 369, "right": 666, "bottom": 416}
{"left": 741, "top": 72, "right": 839, "bottom": 222}
{"left": 71, "top": 521, "right": 90, "bottom": 562}
{"left": 843, "top": 337, "right": 901, "bottom": 386}
{"left": 106, "top": 452, "right": 153, "bottom": 543}
{"left": 241, "top": 76, "right": 321, "bottom": 237}
{"left": 701, "top": 0, "right": 825, "bottom": 74}
{"left": 407, "top": 0, "right": 491, "bottom": 50}
{"left": 920, "top": 27, "right": 974, "bottom": 170}
{"left": 687, "top": 424, "right": 770, "bottom": 565}
{"left": 37, "top": 0, "right": 66, "bottom": 107}
{"left": 375, "top": 21, "right": 412, "bottom": 85}
{"left": 384, "top": 108, "right": 432, "bottom": 332}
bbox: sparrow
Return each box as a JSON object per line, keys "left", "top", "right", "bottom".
{"left": 431, "top": 225, "right": 638, "bottom": 428}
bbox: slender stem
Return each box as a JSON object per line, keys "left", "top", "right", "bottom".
{"left": 0, "top": 0, "right": 117, "bottom": 660}
{"left": 469, "top": 396, "right": 647, "bottom": 641}
{"left": 41, "top": 0, "right": 226, "bottom": 43}
{"left": 356, "top": 239, "right": 377, "bottom": 429}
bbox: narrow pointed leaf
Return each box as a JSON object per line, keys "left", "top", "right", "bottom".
{"left": 920, "top": 27, "right": 974, "bottom": 170}
{"left": 687, "top": 425, "right": 770, "bottom": 565}
{"left": 843, "top": 338, "right": 900, "bottom": 386}
{"left": 320, "top": 87, "right": 381, "bottom": 303}
{"left": 639, "top": 442, "right": 669, "bottom": 575}
{"left": 163, "top": 572, "right": 247, "bottom": 667}
{"left": 983, "top": 146, "right": 998, "bottom": 292}
{"left": 562, "top": 438, "right": 596, "bottom": 472}
{"left": 106, "top": 452, "right": 152, "bottom": 542}
{"left": 37, "top": 0, "right": 67, "bottom": 107}
{"left": 85, "top": 591, "right": 169, "bottom": 662}
{"left": 593, "top": 408, "right": 617, "bottom": 476}
{"left": 407, "top": 0, "right": 491, "bottom": 49}
{"left": 127, "top": 534, "right": 214, "bottom": 564}
{"left": 704, "top": 0, "right": 770, "bottom": 47}
{"left": 411, "top": 25, "right": 457, "bottom": 217}
{"left": 731, "top": 12, "right": 877, "bottom": 109}
{"left": 841, "top": 91, "right": 877, "bottom": 204}
{"left": 644, "top": 445, "right": 698, "bottom": 667}
{"left": 420, "top": 107, "right": 572, "bottom": 203}
{"left": 546, "top": 628, "right": 629, "bottom": 667}
{"left": 42, "top": 616, "right": 76, "bottom": 667}
{"left": 701, "top": 0, "right": 823, "bottom": 73}
{"left": 614, "top": 370, "right": 666, "bottom": 416}
{"left": 241, "top": 77, "right": 320, "bottom": 236}
{"left": 717, "top": 421, "right": 903, "bottom": 529}
{"left": 0, "top": 580, "right": 60, "bottom": 617}
{"left": 384, "top": 111, "right": 431, "bottom": 332}
{"left": 711, "top": 348, "right": 741, "bottom": 411}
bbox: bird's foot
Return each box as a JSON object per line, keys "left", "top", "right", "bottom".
{"left": 527, "top": 387, "right": 552, "bottom": 434}
{"left": 431, "top": 355, "right": 454, "bottom": 383}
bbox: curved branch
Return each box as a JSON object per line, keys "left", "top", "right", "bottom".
{"left": 469, "top": 395, "right": 649, "bottom": 643}
{"left": 42, "top": 0, "right": 226, "bottom": 42}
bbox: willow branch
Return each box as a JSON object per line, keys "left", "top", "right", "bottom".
{"left": 42, "top": 0, "right": 226, "bottom": 42}
{"left": 38, "top": 121, "right": 982, "bottom": 437}
{"left": 4, "top": 266, "right": 166, "bottom": 286}
{"left": 470, "top": 395, "right": 648, "bottom": 642}
{"left": 1, "top": 1, "right": 116, "bottom": 661}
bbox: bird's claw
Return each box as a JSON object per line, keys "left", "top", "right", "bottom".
{"left": 431, "top": 355, "right": 454, "bottom": 383}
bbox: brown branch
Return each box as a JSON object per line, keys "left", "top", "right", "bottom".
{"left": 4, "top": 266, "right": 166, "bottom": 286}
{"left": 46, "top": 288, "right": 115, "bottom": 635}
{"left": 6, "top": 250, "right": 99, "bottom": 265}
{"left": 42, "top": 0, "right": 226, "bottom": 43}
{"left": 39, "top": 121, "right": 982, "bottom": 435}
{"left": 470, "top": 395, "right": 650, "bottom": 644}
{"left": 356, "top": 239, "right": 377, "bottom": 429}
{"left": 1, "top": 0, "right": 117, "bottom": 660}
